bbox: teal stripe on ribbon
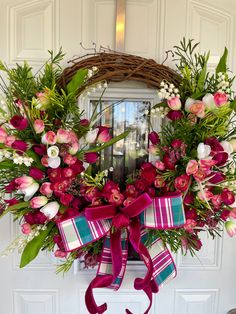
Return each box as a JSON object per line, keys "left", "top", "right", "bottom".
{"left": 171, "top": 196, "right": 185, "bottom": 226}
{"left": 74, "top": 215, "right": 93, "bottom": 245}
{"left": 155, "top": 263, "right": 175, "bottom": 286}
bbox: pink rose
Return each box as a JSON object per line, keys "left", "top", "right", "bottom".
{"left": 40, "top": 182, "right": 53, "bottom": 197}
{"left": 47, "top": 168, "right": 62, "bottom": 182}
{"left": 189, "top": 101, "right": 205, "bottom": 118}
{"left": 211, "top": 195, "right": 222, "bottom": 208}
{"left": 167, "top": 96, "right": 182, "bottom": 110}
{"left": 0, "top": 127, "right": 7, "bottom": 143}
{"left": 33, "top": 119, "right": 45, "bottom": 134}
{"left": 30, "top": 196, "right": 48, "bottom": 209}
{"left": 174, "top": 174, "right": 190, "bottom": 192}
{"left": 62, "top": 167, "right": 75, "bottom": 179}
{"left": 148, "top": 131, "right": 160, "bottom": 145}
{"left": 57, "top": 129, "right": 71, "bottom": 144}
{"left": 10, "top": 115, "right": 28, "bottom": 130}
{"left": 36, "top": 91, "right": 50, "bottom": 107}
{"left": 63, "top": 153, "right": 77, "bottom": 166}
{"left": 42, "top": 131, "right": 57, "bottom": 145}
{"left": 154, "top": 175, "right": 165, "bottom": 188}
{"left": 197, "top": 190, "right": 213, "bottom": 201}
{"left": 213, "top": 92, "right": 228, "bottom": 107}
{"left": 193, "top": 168, "right": 207, "bottom": 182}
{"left": 186, "top": 160, "right": 198, "bottom": 175}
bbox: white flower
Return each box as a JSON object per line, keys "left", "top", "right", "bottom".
{"left": 40, "top": 202, "right": 60, "bottom": 219}
{"left": 221, "top": 141, "right": 233, "bottom": 154}
{"left": 85, "top": 128, "right": 99, "bottom": 143}
{"left": 48, "top": 156, "right": 61, "bottom": 168}
{"left": 202, "top": 93, "right": 217, "bottom": 110}
{"left": 21, "top": 182, "right": 39, "bottom": 201}
{"left": 197, "top": 143, "right": 211, "bottom": 159}
{"left": 47, "top": 146, "right": 59, "bottom": 158}
{"left": 185, "top": 98, "right": 196, "bottom": 112}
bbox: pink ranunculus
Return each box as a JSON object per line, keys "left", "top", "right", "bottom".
{"left": 62, "top": 167, "right": 75, "bottom": 179}
{"left": 15, "top": 176, "right": 34, "bottom": 190}
{"left": 47, "top": 168, "right": 62, "bottom": 183}
{"left": 40, "top": 182, "right": 53, "bottom": 197}
{"left": 189, "top": 101, "right": 205, "bottom": 118}
{"left": 5, "top": 135, "right": 16, "bottom": 147}
{"left": 154, "top": 175, "right": 166, "bottom": 188}
{"left": 84, "top": 152, "right": 98, "bottom": 164}
{"left": 11, "top": 140, "right": 28, "bottom": 152}
{"left": 193, "top": 168, "right": 207, "bottom": 182}
{"left": 97, "top": 129, "right": 112, "bottom": 143}
{"left": 186, "top": 160, "right": 198, "bottom": 175}
{"left": 167, "top": 96, "right": 182, "bottom": 110}
{"left": 0, "top": 127, "right": 7, "bottom": 143}
{"left": 57, "top": 129, "right": 71, "bottom": 144}
{"left": 225, "top": 219, "right": 236, "bottom": 237}
{"left": 174, "top": 174, "right": 190, "bottom": 192}
{"left": 30, "top": 196, "right": 48, "bottom": 209}
{"left": 29, "top": 167, "right": 45, "bottom": 180}
{"left": 21, "top": 223, "right": 31, "bottom": 234}
{"left": 199, "top": 159, "right": 217, "bottom": 170}
{"left": 155, "top": 161, "right": 165, "bottom": 171}
{"left": 32, "top": 144, "right": 47, "bottom": 156}
{"left": 63, "top": 153, "right": 77, "bottom": 165}
{"left": 108, "top": 190, "right": 125, "bottom": 206}
{"left": 208, "top": 172, "right": 226, "bottom": 184}
{"left": 33, "top": 119, "right": 45, "bottom": 134}
{"left": 213, "top": 92, "right": 228, "bottom": 107}
{"left": 148, "top": 131, "right": 160, "bottom": 145}
{"left": 221, "top": 188, "right": 235, "bottom": 205}
{"left": 41, "top": 155, "right": 49, "bottom": 167}
{"left": 166, "top": 110, "right": 183, "bottom": 121}
{"left": 184, "top": 219, "right": 197, "bottom": 233}
{"left": 42, "top": 131, "right": 57, "bottom": 145}
{"left": 10, "top": 115, "right": 28, "bottom": 130}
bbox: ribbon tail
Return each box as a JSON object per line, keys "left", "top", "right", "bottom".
{"left": 85, "top": 229, "right": 128, "bottom": 313}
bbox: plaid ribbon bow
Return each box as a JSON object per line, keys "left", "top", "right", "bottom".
{"left": 57, "top": 193, "right": 185, "bottom": 314}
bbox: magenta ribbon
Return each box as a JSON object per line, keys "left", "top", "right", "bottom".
{"left": 84, "top": 193, "right": 157, "bottom": 314}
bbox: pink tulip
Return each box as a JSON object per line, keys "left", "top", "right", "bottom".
{"left": 213, "top": 92, "right": 228, "bottom": 107}
{"left": 21, "top": 223, "right": 31, "bottom": 235}
{"left": 197, "top": 190, "right": 213, "bottom": 201}
{"left": 225, "top": 220, "right": 236, "bottom": 237}
{"left": 186, "top": 160, "right": 198, "bottom": 175}
{"left": 42, "top": 131, "right": 57, "bottom": 145}
{"left": 10, "top": 115, "right": 28, "bottom": 130}
{"left": 68, "top": 141, "right": 80, "bottom": 155}
{"left": 33, "top": 119, "right": 45, "bottom": 134}
{"left": 0, "top": 127, "right": 7, "bottom": 143}
{"left": 15, "top": 176, "right": 34, "bottom": 190}
{"left": 56, "top": 129, "right": 71, "bottom": 144}
{"left": 199, "top": 159, "right": 217, "bottom": 170}
{"left": 229, "top": 208, "right": 236, "bottom": 219}
{"left": 97, "top": 129, "right": 112, "bottom": 143}
{"left": 84, "top": 152, "right": 98, "bottom": 164}
{"left": 40, "top": 182, "right": 53, "bottom": 197}
{"left": 167, "top": 96, "right": 182, "bottom": 110}
{"left": 30, "top": 196, "right": 48, "bottom": 209}
{"left": 4, "top": 135, "right": 16, "bottom": 147}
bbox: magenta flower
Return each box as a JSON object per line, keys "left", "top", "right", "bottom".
{"left": 97, "top": 129, "right": 112, "bottom": 143}
{"left": 221, "top": 188, "right": 235, "bottom": 205}
{"left": 10, "top": 115, "right": 28, "bottom": 130}
{"left": 32, "top": 144, "right": 47, "bottom": 156}
{"left": 11, "top": 140, "right": 28, "bottom": 152}
{"left": 212, "top": 152, "right": 229, "bottom": 166}
{"left": 29, "top": 167, "right": 45, "bottom": 180}
{"left": 166, "top": 110, "right": 183, "bottom": 121}
{"left": 148, "top": 131, "right": 160, "bottom": 145}
{"left": 40, "top": 182, "right": 53, "bottom": 197}
{"left": 174, "top": 174, "right": 190, "bottom": 192}
{"left": 186, "top": 160, "right": 198, "bottom": 175}
{"left": 208, "top": 172, "right": 226, "bottom": 184}
{"left": 213, "top": 92, "right": 228, "bottom": 107}
{"left": 84, "top": 152, "right": 98, "bottom": 164}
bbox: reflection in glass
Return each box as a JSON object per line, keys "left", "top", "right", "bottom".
{"left": 91, "top": 100, "right": 151, "bottom": 183}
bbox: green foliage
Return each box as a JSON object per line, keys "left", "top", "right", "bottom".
{"left": 216, "top": 47, "right": 228, "bottom": 74}
{"left": 20, "top": 222, "right": 54, "bottom": 268}
{"left": 66, "top": 69, "right": 88, "bottom": 95}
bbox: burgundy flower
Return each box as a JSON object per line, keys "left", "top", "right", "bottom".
{"left": 70, "top": 160, "right": 85, "bottom": 175}
{"left": 171, "top": 139, "right": 184, "bottom": 149}
{"left": 212, "top": 152, "right": 229, "bottom": 166}
{"left": 140, "top": 166, "right": 156, "bottom": 184}
{"left": 53, "top": 234, "right": 65, "bottom": 251}
{"left": 29, "top": 167, "right": 45, "bottom": 180}
{"left": 60, "top": 193, "right": 74, "bottom": 206}
{"left": 185, "top": 208, "right": 198, "bottom": 220}
{"left": 34, "top": 211, "right": 47, "bottom": 224}
{"left": 221, "top": 188, "right": 235, "bottom": 205}
{"left": 10, "top": 115, "right": 28, "bottom": 130}
{"left": 62, "top": 167, "right": 75, "bottom": 179}
{"left": 135, "top": 179, "right": 147, "bottom": 191}
{"left": 204, "top": 137, "right": 224, "bottom": 152}
{"left": 84, "top": 152, "right": 98, "bottom": 164}
{"left": 166, "top": 110, "right": 183, "bottom": 121}
{"left": 71, "top": 197, "right": 82, "bottom": 210}
{"left": 183, "top": 193, "right": 194, "bottom": 205}
{"left": 32, "top": 144, "right": 47, "bottom": 156}
{"left": 47, "top": 168, "right": 62, "bottom": 183}
{"left": 163, "top": 154, "right": 176, "bottom": 170}
{"left": 208, "top": 172, "right": 226, "bottom": 184}
{"left": 4, "top": 198, "right": 19, "bottom": 206}
{"left": 24, "top": 212, "right": 35, "bottom": 225}
{"left": 145, "top": 187, "right": 156, "bottom": 197}
{"left": 80, "top": 119, "right": 90, "bottom": 127}
{"left": 148, "top": 131, "right": 160, "bottom": 145}
{"left": 4, "top": 179, "right": 17, "bottom": 193}
{"left": 221, "top": 209, "right": 230, "bottom": 221}
{"left": 11, "top": 140, "right": 28, "bottom": 152}
{"left": 125, "top": 184, "right": 138, "bottom": 198}
{"left": 51, "top": 179, "right": 71, "bottom": 194}
{"left": 103, "top": 181, "right": 120, "bottom": 196}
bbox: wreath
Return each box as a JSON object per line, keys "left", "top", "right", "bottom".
{"left": 0, "top": 39, "right": 236, "bottom": 314}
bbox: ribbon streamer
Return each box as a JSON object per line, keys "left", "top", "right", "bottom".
{"left": 57, "top": 193, "right": 185, "bottom": 313}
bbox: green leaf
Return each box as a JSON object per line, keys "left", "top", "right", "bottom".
{"left": 1, "top": 202, "right": 30, "bottom": 217}
{"left": 216, "top": 47, "right": 228, "bottom": 74}
{"left": 66, "top": 69, "right": 88, "bottom": 94}
{"left": 20, "top": 222, "right": 54, "bottom": 268}
{"left": 230, "top": 98, "right": 236, "bottom": 111}
{"left": 26, "top": 149, "right": 45, "bottom": 170}
{"left": 0, "top": 60, "right": 6, "bottom": 71}
{"left": 84, "top": 129, "right": 131, "bottom": 153}
{"left": 0, "top": 160, "right": 15, "bottom": 169}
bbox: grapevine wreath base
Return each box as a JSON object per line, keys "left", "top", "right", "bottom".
{"left": 1, "top": 39, "right": 236, "bottom": 314}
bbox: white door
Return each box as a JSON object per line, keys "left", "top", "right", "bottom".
{"left": 1, "top": 1, "right": 236, "bottom": 314}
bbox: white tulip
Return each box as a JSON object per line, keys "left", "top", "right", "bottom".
{"left": 197, "top": 143, "right": 211, "bottom": 159}
{"left": 47, "top": 146, "right": 59, "bottom": 158}
{"left": 202, "top": 93, "right": 217, "bottom": 110}
{"left": 85, "top": 128, "right": 99, "bottom": 143}
{"left": 185, "top": 98, "right": 195, "bottom": 112}
{"left": 221, "top": 141, "right": 233, "bottom": 155}
{"left": 40, "top": 202, "right": 60, "bottom": 220}
{"left": 21, "top": 182, "right": 40, "bottom": 201}
{"left": 48, "top": 156, "right": 61, "bottom": 168}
